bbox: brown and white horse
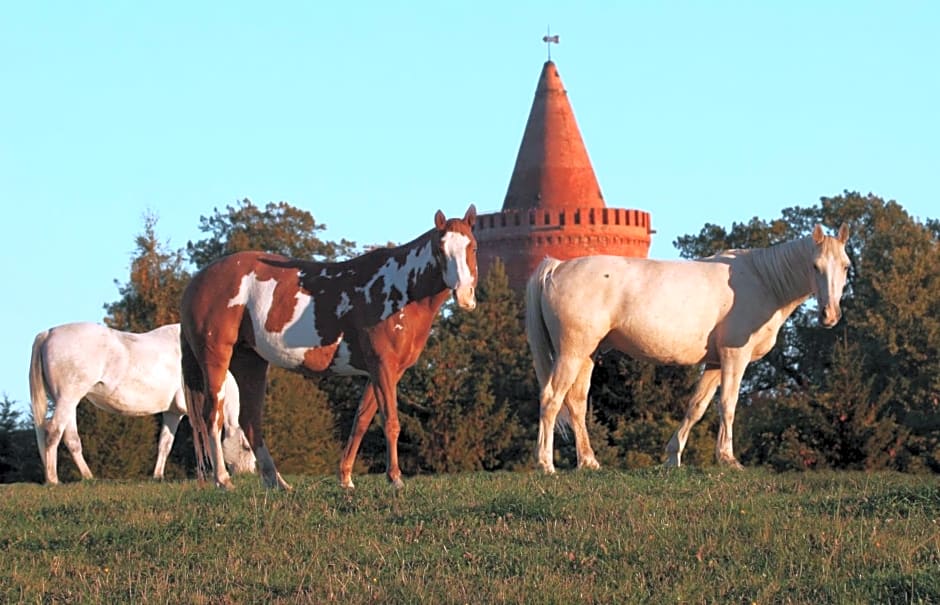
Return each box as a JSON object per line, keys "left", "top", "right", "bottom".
{"left": 181, "top": 205, "right": 478, "bottom": 490}
{"left": 526, "top": 224, "right": 850, "bottom": 472}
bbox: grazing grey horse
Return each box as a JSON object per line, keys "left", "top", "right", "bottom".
{"left": 29, "top": 322, "right": 255, "bottom": 484}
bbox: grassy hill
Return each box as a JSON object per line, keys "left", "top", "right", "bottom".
{"left": 2, "top": 468, "right": 937, "bottom": 603}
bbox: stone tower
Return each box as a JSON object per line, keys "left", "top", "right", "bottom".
{"left": 474, "top": 60, "right": 653, "bottom": 290}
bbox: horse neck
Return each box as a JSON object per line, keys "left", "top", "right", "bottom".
{"left": 367, "top": 229, "right": 448, "bottom": 307}
{"left": 746, "top": 236, "right": 815, "bottom": 308}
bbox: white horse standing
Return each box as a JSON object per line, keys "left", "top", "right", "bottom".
{"left": 29, "top": 322, "right": 256, "bottom": 484}
{"left": 526, "top": 224, "right": 851, "bottom": 472}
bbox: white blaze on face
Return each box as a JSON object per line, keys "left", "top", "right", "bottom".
{"left": 813, "top": 245, "right": 850, "bottom": 327}
{"left": 441, "top": 232, "right": 475, "bottom": 309}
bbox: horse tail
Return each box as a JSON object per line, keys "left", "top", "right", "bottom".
{"left": 28, "top": 329, "right": 51, "bottom": 465}
{"left": 526, "top": 256, "right": 563, "bottom": 388}
{"left": 525, "top": 257, "right": 574, "bottom": 436}
{"left": 180, "top": 332, "right": 211, "bottom": 480}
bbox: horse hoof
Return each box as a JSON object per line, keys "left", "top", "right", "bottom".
{"left": 217, "top": 479, "right": 236, "bottom": 491}
{"left": 578, "top": 457, "right": 601, "bottom": 470}
{"left": 390, "top": 477, "right": 405, "bottom": 490}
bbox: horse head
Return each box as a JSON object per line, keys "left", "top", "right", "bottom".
{"left": 433, "top": 204, "right": 478, "bottom": 310}
{"left": 811, "top": 223, "right": 851, "bottom": 327}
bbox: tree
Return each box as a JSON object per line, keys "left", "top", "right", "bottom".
{"left": 0, "top": 396, "right": 43, "bottom": 483}
{"left": 263, "top": 369, "right": 341, "bottom": 475}
{"left": 104, "top": 211, "right": 190, "bottom": 331}
{"left": 77, "top": 212, "right": 194, "bottom": 481}
{"left": 674, "top": 191, "right": 939, "bottom": 471}
{"left": 186, "top": 199, "right": 357, "bottom": 269}
{"left": 396, "top": 259, "right": 534, "bottom": 474}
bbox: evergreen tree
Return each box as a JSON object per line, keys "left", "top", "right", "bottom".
{"left": 0, "top": 396, "right": 42, "bottom": 483}
{"left": 263, "top": 369, "right": 341, "bottom": 476}
{"left": 596, "top": 356, "right": 706, "bottom": 469}
{"left": 398, "top": 259, "right": 533, "bottom": 474}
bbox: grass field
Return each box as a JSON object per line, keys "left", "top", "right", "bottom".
{"left": 1, "top": 468, "right": 937, "bottom": 604}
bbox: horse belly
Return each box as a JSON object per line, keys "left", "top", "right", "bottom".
{"left": 84, "top": 378, "right": 176, "bottom": 416}
{"left": 603, "top": 328, "right": 709, "bottom": 366}
{"left": 254, "top": 333, "right": 368, "bottom": 377}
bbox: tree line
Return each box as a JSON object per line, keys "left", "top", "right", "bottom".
{"left": 1, "top": 191, "right": 937, "bottom": 483}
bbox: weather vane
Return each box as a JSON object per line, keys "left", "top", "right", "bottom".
{"left": 542, "top": 26, "right": 559, "bottom": 61}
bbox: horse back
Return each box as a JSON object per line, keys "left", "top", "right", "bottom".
{"left": 542, "top": 256, "right": 734, "bottom": 365}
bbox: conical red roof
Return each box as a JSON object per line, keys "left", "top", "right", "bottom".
{"left": 502, "top": 60, "right": 605, "bottom": 211}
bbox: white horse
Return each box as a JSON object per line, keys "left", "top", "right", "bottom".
{"left": 526, "top": 224, "right": 851, "bottom": 472}
{"left": 29, "top": 322, "right": 256, "bottom": 484}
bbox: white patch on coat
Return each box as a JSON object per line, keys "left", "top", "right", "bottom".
{"left": 229, "top": 272, "right": 323, "bottom": 368}
{"left": 336, "top": 292, "right": 352, "bottom": 318}
{"left": 329, "top": 339, "right": 368, "bottom": 376}
{"left": 359, "top": 242, "right": 434, "bottom": 319}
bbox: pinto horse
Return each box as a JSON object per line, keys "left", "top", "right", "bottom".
{"left": 29, "top": 322, "right": 255, "bottom": 484}
{"left": 181, "top": 205, "right": 478, "bottom": 490}
{"left": 526, "top": 224, "right": 851, "bottom": 472}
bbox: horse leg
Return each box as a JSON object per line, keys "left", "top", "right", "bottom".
{"left": 62, "top": 417, "right": 93, "bottom": 480}
{"left": 230, "top": 349, "right": 290, "bottom": 490}
{"left": 153, "top": 411, "right": 181, "bottom": 480}
{"left": 715, "top": 356, "right": 747, "bottom": 469}
{"left": 372, "top": 365, "right": 405, "bottom": 489}
{"left": 564, "top": 357, "right": 600, "bottom": 470}
{"left": 200, "top": 360, "right": 236, "bottom": 490}
{"left": 665, "top": 365, "right": 721, "bottom": 468}
{"left": 338, "top": 382, "right": 378, "bottom": 489}
{"left": 220, "top": 377, "right": 256, "bottom": 475}
{"left": 40, "top": 399, "right": 76, "bottom": 484}
{"left": 538, "top": 352, "right": 585, "bottom": 474}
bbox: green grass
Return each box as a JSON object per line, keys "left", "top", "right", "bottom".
{"left": 1, "top": 469, "right": 938, "bottom": 604}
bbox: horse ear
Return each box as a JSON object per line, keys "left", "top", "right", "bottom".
{"left": 434, "top": 210, "right": 446, "bottom": 231}
{"left": 837, "top": 223, "right": 850, "bottom": 243}
{"left": 464, "top": 204, "right": 477, "bottom": 227}
{"left": 812, "top": 224, "right": 825, "bottom": 245}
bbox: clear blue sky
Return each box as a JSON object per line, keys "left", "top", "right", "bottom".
{"left": 2, "top": 2, "right": 937, "bottom": 415}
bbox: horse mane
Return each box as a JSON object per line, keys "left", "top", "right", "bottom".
{"left": 737, "top": 236, "right": 815, "bottom": 304}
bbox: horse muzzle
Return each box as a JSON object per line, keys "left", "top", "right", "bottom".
{"left": 819, "top": 305, "right": 841, "bottom": 328}
{"left": 453, "top": 286, "right": 476, "bottom": 311}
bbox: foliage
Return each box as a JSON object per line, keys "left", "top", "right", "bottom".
{"left": 668, "top": 192, "right": 939, "bottom": 472}
{"left": 263, "top": 369, "right": 341, "bottom": 476}
{"left": 6, "top": 191, "right": 936, "bottom": 482}
{"left": 398, "top": 259, "right": 535, "bottom": 474}
{"left": 1, "top": 470, "right": 937, "bottom": 603}
{"left": 58, "top": 213, "right": 195, "bottom": 482}
{"left": 185, "top": 198, "right": 357, "bottom": 269}
{"left": 0, "top": 396, "right": 42, "bottom": 483}
{"left": 69, "top": 404, "right": 158, "bottom": 480}
{"left": 103, "top": 211, "right": 189, "bottom": 332}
